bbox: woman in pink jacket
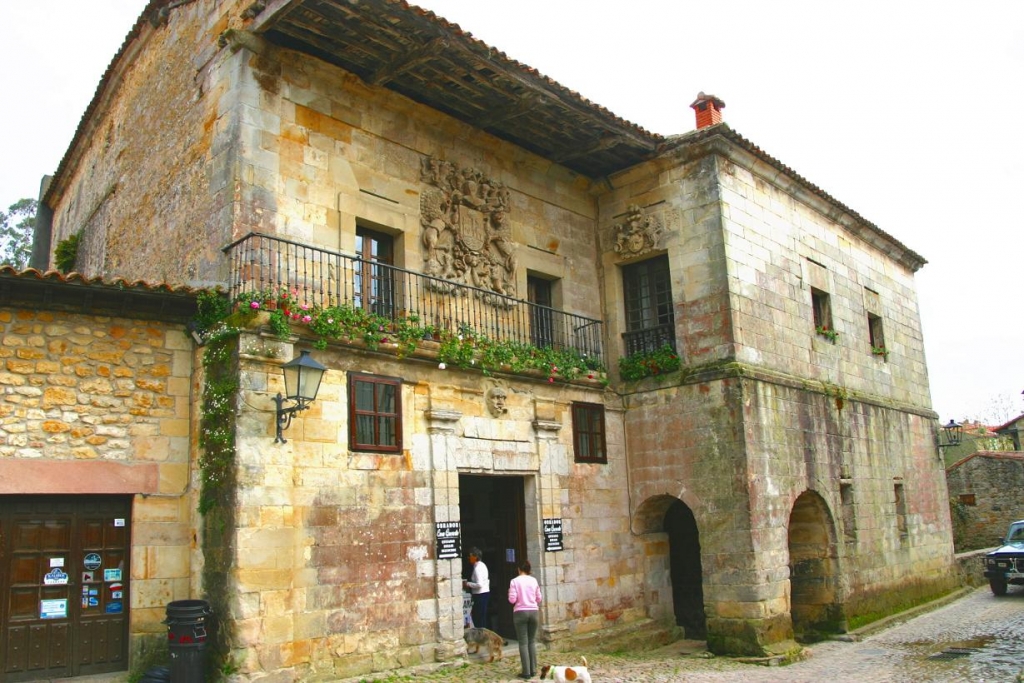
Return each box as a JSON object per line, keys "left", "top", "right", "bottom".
{"left": 508, "top": 559, "right": 542, "bottom": 679}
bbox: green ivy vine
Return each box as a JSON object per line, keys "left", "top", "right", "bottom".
{"left": 198, "top": 336, "right": 239, "bottom": 515}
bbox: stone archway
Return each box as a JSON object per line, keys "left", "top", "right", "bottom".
{"left": 787, "top": 490, "right": 844, "bottom": 641}
{"left": 634, "top": 495, "right": 706, "bottom": 638}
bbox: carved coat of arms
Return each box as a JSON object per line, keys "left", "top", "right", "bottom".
{"left": 420, "top": 156, "right": 517, "bottom": 302}
{"left": 613, "top": 204, "right": 663, "bottom": 259}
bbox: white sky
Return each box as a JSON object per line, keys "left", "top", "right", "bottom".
{"left": 1, "top": 1, "right": 1021, "bottom": 423}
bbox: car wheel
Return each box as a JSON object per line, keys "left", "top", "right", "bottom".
{"left": 989, "top": 577, "right": 1008, "bottom": 596}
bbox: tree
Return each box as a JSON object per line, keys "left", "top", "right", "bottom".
{"left": 0, "top": 198, "right": 38, "bottom": 269}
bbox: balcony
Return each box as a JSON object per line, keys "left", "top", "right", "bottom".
{"left": 223, "top": 232, "right": 604, "bottom": 365}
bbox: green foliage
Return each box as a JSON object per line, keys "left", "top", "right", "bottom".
{"left": 816, "top": 325, "right": 839, "bottom": 342}
{"left": 198, "top": 338, "right": 239, "bottom": 515}
{"left": 54, "top": 230, "right": 81, "bottom": 273}
{"left": 871, "top": 345, "right": 889, "bottom": 359}
{"left": 618, "top": 344, "right": 681, "bottom": 381}
{"left": 194, "top": 291, "right": 231, "bottom": 335}
{"left": 0, "top": 198, "right": 37, "bottom": 269}
{"left": 189, "top": 291, "right": 608, "bottom": 384}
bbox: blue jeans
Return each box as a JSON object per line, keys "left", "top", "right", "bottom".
{"left": 471, "top": 592, "right": 490, "bottom": 630}
{"left": 513, "top": 610, "right": 539, "bottom": 676}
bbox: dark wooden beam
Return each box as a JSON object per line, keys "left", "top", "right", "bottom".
{"left": 473, "top": 91, "right": 544, "bottom": 130}
{"left": 369, "top": 36, "right": 449, "bottom": 86}
{"left": 247, "top": 0, "right": 303, "bottom": 34}
{"left": 550, "top": 133, "right": 624, "bottom": 163}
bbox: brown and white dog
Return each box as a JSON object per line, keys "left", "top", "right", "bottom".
{"left": 539, "top": 656, "right": 591, "bottom": 682}
{"left": 463, "top": 627, "right": 504, "bottom": 662}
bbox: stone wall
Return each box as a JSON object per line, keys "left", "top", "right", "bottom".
{"left": 228, "top": 328, "right": 639, "bottom": 679}
{"left": 946, "top": 452, "right": 1024, "bottom": 551}
{"left": 47, "top": 0, "right": 249, "bottom": 286}
{"left": 0, "top": 303, "right": 197, "bottom": 644}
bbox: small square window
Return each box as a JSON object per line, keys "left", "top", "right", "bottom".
{"left": 349, "top": 373, "right": 402, "bottom": 452}
{"left": 958, "top": 493, "right": 976, "bottom": 506}
{"left": 572, "top": 402, "right": 606, "bottom": 463}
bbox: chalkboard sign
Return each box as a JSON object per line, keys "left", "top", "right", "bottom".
{"left": 543, "top": 518, "right": 563, "bottom": 552}
{"left": 436, "top": 521, "right": 462, "bottom": 560}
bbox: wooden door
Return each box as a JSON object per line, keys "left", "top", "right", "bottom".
{"left": 1, "top": 496, "right": 130, "bottom": 682}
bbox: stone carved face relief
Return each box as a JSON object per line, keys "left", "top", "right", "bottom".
{"left": 486, "top": 387, "right": 508, "bottom": 417}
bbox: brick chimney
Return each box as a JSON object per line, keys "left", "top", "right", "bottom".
{"left": 690, "top": 92, "right": 725, "bottom": 129}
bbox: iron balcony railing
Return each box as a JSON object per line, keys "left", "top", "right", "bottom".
{"left": 622, "top": 323, "right": 676, "bottom": 357}
{"left": 223, "top": 232, "right": 604, "bottom": 364}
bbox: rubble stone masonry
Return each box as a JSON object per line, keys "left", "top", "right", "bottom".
{"left": 0, "top": 306, "right": 196, "bottom": 639}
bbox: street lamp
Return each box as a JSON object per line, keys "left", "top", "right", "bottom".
{"left": 273, "top": 350, "right": 326, "bottom": 443}
{"left": 937, "top": 419, "right": 963, "bottom": 451}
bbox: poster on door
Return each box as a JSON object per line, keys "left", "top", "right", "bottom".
{"left": 40, "top": 599, "right": 68, "bottom": 620}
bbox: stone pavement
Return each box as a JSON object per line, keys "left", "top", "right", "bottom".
{"left": 40, "top": 587, "right": 1024, "bottom": 683}
{"left": 336, "top": 586, "right": 1024, "bottom": 682}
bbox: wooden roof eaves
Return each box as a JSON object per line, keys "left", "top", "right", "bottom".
{"left": 0, "top": 267, "right": 200, "bottom": 323}
{"left": 247, "top": 0, "right": 661, "bottom": 176}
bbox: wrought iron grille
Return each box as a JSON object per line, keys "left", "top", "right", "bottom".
{"left": 622, "top": 323, "right": 676, "bottom": 357}
{"left": 223, "top": 232, "right": 604, "bottom": 363}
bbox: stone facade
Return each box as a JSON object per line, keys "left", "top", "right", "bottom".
{"left": 10, "top": 1, "right": 958, "bottom": 680}
{"left": 946, "top": 452, "right": 1024, "bottom": 551}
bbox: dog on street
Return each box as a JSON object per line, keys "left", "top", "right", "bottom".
{"left": 463, "top": 627, "right": 504, "bottom": 662}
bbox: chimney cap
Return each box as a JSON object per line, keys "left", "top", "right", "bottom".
{"left": 689, "top": 92, "right": 726, "bottom": 109}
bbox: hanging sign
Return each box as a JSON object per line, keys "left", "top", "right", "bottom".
{"left": 543, "top": 518, "right": 563, "bottom": 552}
{"left": 435, "top": 521, "right": 462, "bottom": 560}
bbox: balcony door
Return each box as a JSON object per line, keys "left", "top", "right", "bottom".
{"left": 527, "top": 275, "right": 556, "bottom": 349}
{"left": 354, "top": 227, "right": 395, "bottom": 318}
{"left": 622, "top": 255, "right": 675, "bottom": 355}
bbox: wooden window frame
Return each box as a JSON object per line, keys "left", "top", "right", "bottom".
{"left": 572, "top": 401, "right": 607, "bottom": 464}
{"left": 621, "top": 255, "right": 675, "bottom": 356}
{"left": 354, "top": 226, "right": 396, "bottom": 318}
{"left": 349, "top": 372, "right": 402, "bottom": 453}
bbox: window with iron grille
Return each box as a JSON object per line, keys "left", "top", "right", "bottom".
{"left": 572, "top": 402, "right": 607, "bottom": 463}
{"left": 622, "top": 255, "right": 675, "bottom": 355}
{"left": 349, "top": 373, "right": 402, "bottom": 452}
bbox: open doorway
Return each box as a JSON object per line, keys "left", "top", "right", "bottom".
{"left": 459, "top": 475, "right": 526, "bottom": 640}
{"left": 665, "top": 499, "right": 706, "bottom": 638}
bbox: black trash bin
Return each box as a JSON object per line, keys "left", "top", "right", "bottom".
{"left": 164, "top": 600, "right": 211, "bottom": 683}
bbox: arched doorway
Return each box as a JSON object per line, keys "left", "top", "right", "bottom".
{"left": 664, "top": 499, "right": 706, "bottom": 638}
{"left": 787, "top": 490, "right": 843, "bottom": 641}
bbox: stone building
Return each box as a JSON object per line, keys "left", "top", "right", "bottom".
{"left": 947, "top": 450, "right": 1024, "bottom": 551}
{"left": 3, "top": 0, "right": 957, "bottom": 680}
{"left": 0, "top": 267, "right": 197, "bottom": 680}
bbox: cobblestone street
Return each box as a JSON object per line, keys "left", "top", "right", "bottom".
{"left": 339, "top": 587, "right": 1024, "bottom": 682}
